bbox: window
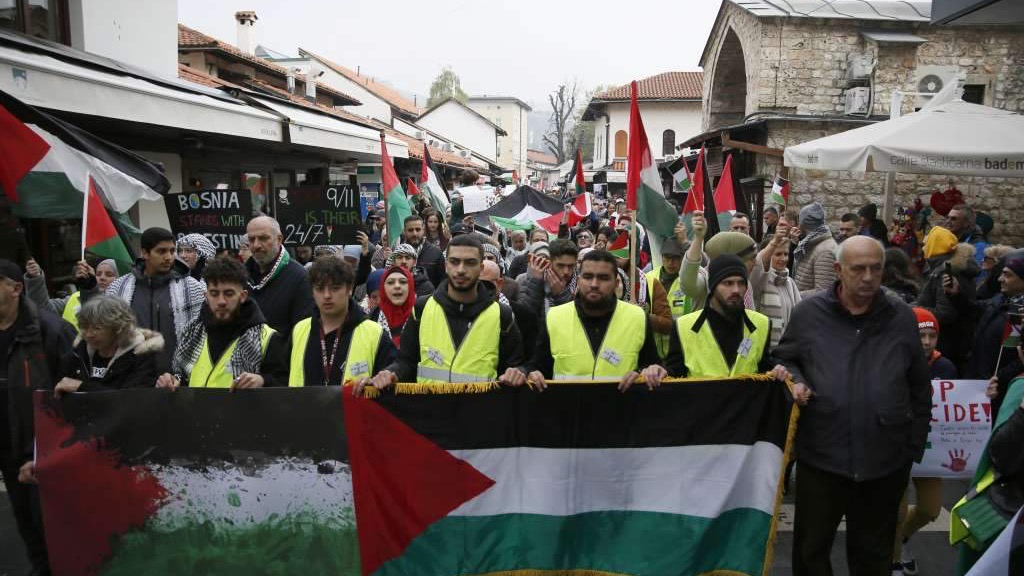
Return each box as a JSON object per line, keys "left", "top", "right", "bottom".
{"left": 662, "top": 130, "right": 676, "bottom": 156}
{"left": 614, "top": 130, "right": 628, "bottom": 158}
{"left": 962, "top": 84, "right": 986, "bottom": 105}
{"left": 0, "top": 0, "right": 68, "bottom": 44}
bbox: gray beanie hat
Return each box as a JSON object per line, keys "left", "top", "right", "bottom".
{"left": 799, "top": 202, "right": 825, "bottom": 229}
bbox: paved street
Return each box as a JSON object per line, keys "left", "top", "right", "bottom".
{"left": 1, "top": 476, "right": 970, "bottom": 575}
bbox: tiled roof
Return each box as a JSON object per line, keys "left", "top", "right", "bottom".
{"left": 418, "top": 97, "right": 507, "bottom": 136}
{"left": 177, "top": 24, "right": 361, "bottom": 106}
{"left": 595, "top": 71, "right": 703, "bottom": 101}
{"left": 527, "top": 149, "right": 558, "bottom": 165}
{"left": 299, "top": 48, "right": 421, "bottom": 117}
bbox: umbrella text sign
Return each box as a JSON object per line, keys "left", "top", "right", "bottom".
{"left": 275, "top": 186, "right": 362, "bottom": 246}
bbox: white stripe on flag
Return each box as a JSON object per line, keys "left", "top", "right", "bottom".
{"left": 450, "top": 442, "right": 782, "bottom": 519}
{"left": 28, "top": 124, "right": 160, "bottom": 212}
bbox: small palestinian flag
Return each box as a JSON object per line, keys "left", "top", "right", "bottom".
{"left": 714, "top": 154, "right": 739, "bottom": 233}
{"left": 0, "top": 89, "right": 167, "bottom": 217}
{"left": 570, "top": 148, "right": 586, "bottom": 196}
{"left": 673, "top": 157, "right": 692, "bottom": 193}
{"left": 420, "top": 144, "right": 450, "bottom": 212}
{"left": 680, "top": 147, "right": 707, "bottom": 240}
{"left": 381, "top": 134, "right": 412, "bottom": 247}
{"left": 405, "top": 177, "right": 421, "bottom": 198}
{"left": 345, "top": 378, "right": 795, "bottom": 576}
{"left": 35, "top": 388, "right": 359, "bottom": 576}
{"left": 607, "top": 232, "right": 630, "bottom": 259}
{"left": 83, "top": 176, "right": 133, "bottom": 273}
{"left": 769, "top": 175, "right": 790, "bottom": 207}
{"left": 1003, "top": 318, "right": 1022, "bottom": 348}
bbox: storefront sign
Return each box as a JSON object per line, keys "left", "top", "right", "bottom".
{"left": 163, "top": 189, "right": 251, "bottom": 249}
{"left": 912, "top": 379, "right": 993, "bottom": 478}
{"left": 275, "top": 185, "right": 362, "bottom": 246}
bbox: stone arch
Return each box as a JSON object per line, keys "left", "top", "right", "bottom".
{"left": 708, "top": 26, "right": 748, "bottom": 130}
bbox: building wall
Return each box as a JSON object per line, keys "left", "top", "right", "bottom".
{"left": 311, "top": 64, "right": 393, "bottom": 124}
{"left": 417, "top": 101, "right": 497, "bottom": 162}
{"left": 135, "top": 151, "right": 182, "bottom": 231}
{"left": 69, "top": 0, "right": 178, "bottom": 79}
{"left": 466, "top": 100, "right": 529, "bottom": 175}
{"left": 597, "top": 101, "right": 704, "bottom": 164}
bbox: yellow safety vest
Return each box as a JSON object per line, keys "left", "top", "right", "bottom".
{"left": 417, "top": 298, "right": 500, "bottom": 383}
{"left": 547, "top": 300, "right": 647, "bottom": 380}
{"left": 189, "top": 325, "right": 275, "bottom": 388}
{"left": 62, "top": 291, "right": 82, "bottom": 332}
{"left": 676, "top": 308, "right": 770, "bottom": 377}
{"left": 949, "top": 467, "right": 997, "bottom": 549}
{"left": 650, "top": 266, "right": 694, "bottom": 358}
{"left": 288, "top": 316, "right": 383, "bottom": 386}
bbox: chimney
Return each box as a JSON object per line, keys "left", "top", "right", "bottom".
{"left": 235, "top": 11, "right": 258, "bottom": 55}
{"left": 286, "top": 68, "right": 296, "bottom": 94}
{"left": 305, "top": 64, "right": 319, "bottom": 102}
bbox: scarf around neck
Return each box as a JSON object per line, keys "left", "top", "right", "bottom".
{"left": 378, "top": 266, "right": 415, "bottom": 345}
{"left": 794, "top": 225, "right": 830, "bottom": 263}
{"left": 251, "top": 248, "right": 290, "bottom": 291}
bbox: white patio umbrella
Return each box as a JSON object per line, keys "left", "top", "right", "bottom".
{"left": 784, "top": 100, "right": 1024, "bottom": 218}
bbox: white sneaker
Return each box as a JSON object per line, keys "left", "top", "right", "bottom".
{"left": 901, "top": 538, "right": 918, "bottom": 575}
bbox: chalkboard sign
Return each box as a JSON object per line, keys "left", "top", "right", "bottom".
{"left": 164, "top": 189, "right": 252, "bottom": 249}
{"left": 274, "top": 185, "right": 362, "bottom": 246}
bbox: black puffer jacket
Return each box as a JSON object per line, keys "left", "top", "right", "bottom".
{"left": 60, "top": 329, "right": 163, "bottom": 391}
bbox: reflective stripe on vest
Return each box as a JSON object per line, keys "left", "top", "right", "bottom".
{"left": 288, "top": 317, "right": 383, "bottom": 387}
{"left": 676, "top": 309, "right": 769, "bottom": 378}
{"left": 651, "top": 267, "right": 692, "bottom": 359}
{"left": 547, "top": 300, "right": 647, "bottom": 380}
{"left": 62, "top": 291, "right": 82, "bottom": 332}
{"left": 416, "top": 298, "right": 500, "bottom": 383}
{"left": 190, "top": 324, "right": 275, "bottom": 388}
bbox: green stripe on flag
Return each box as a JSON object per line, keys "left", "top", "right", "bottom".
{"left": 14, "top": 172, "right": 88, "bottom": 218}
{"left": 385, "top": 185, "right": 412, "bottom": 248}
{"left": 375, "top": 509, "right": 773, "bottom": 576}
{"left": 490, "top": 216, "right": 533, "bottom": 231}
{"left": 88, "top": 236, "right": 133, "bottom": 274}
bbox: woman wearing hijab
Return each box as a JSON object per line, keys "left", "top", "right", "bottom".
{"left": 24, "top": 258, "right": 122, "bottom": 332}
{"left": 372, "top": 266, "right": 416, "bottom": 347}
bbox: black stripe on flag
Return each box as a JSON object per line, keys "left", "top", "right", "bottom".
{"left": 373, "top": 379, "right": 792, "bottom": 451}
{"left": 41, "top": 387, "right": 347, "bottom": 464}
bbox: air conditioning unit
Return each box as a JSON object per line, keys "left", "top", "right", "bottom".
{"left": 458, "top": 149, "right": 473, "bottom": 159}
{"left": 413, "top": 130, "right": 426, "bottom": 140}
{"left": 914, "top": 66, "right": 960, "bottom": 108}
{"left": 846, "top": 54, "right": 875, "bottom": 80}
{"left": 443, "top": 142, "right": 454, "bottom": 152}
{"left": 427, "top": 138, "right": 439, "bottom": 148}
{"left": 662, "top": 154, "right": 677, "bottom": 162}
{"left": 844, "top": 87, "right": 871, "bottom": 115}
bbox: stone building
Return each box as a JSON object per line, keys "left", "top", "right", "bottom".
{"left": 686, "top": 0, "right": 1024, "bottom": 242}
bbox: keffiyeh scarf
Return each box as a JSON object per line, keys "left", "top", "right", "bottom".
{"left": 173, "top": 318, "right": 265, "bottom": 381}
{"left": 108, "top": 273, "right": 204, "bottom": 337}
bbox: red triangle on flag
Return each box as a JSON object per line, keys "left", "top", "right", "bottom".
{"left": 689, "top": 146, "right": 707, "bottom": 213}
{"left": 0, "top": 103, "right": 50, "bottom": 202}
{"left": 535, "top": 211, "right": 562, "bottom": 234}
{"left": 343, "top": 393, "right": 495, "bottom": 576}
{"left": 713, "top": 155, "right": 737, "bottom": 213}
{"left": 607, "top": 232, "right": 629, "bottom": 252}
{"left": 84, "top": 177, "right": 120, "bottom": 248}
{"left": 406, "top": 177, "right": 421, "bottom": 197}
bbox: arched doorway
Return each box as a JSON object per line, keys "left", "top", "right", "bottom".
{"left": 614, "top": 130, "right": 628, "bottom": 158}
{"left": 708, "top": 28, "right": 747, "bottom": 129}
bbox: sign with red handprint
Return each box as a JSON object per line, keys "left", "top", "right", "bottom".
{"left": 912, "top": 380, "right": 992, "bottom": 479}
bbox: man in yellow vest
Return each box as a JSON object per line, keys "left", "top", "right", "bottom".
{"left": 664, "top": 254, "right": 790, "bottom": 380}
{"left": 358, "top": 234, "right": 525, "bottom": 393}
{"left": 289, "top": 258, "right": 395, "bottom": 387}
{"left": 521, "top": 249, "right": 668, "bottom": 392}
{"left": 156, "top": 258, "right": 287, "bottom": 389}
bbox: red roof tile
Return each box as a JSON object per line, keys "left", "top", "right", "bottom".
{"left": 300, "top": 48, "right": 421, "bottom": 117}
{"left": 595, "top": 71, "right": 703, "bottom": 101}
{"left": 177, "top": 24, "right": 361, "bottom": 106}
{"left": 527, "top": 149, "right": 558, "bottom": 165}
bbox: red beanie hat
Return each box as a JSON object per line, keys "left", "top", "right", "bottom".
{"left": 913, "top": 307, "right": 939, "bottom": 334}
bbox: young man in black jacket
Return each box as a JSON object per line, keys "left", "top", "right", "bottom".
{"left": 401, "top": 215, "right": 446, "bottom": 287}
{"left": 244, "top": 216, "right": 314, "bottom": 340}
{"left": 0, "top": 259, "right": 75, "bottom": 575}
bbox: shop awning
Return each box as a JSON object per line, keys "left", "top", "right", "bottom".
{"left": 0, "top": 43, "right": 284, "bottom": 142}
{"left": 250, "top": 96, "right": 407, "bottom": 159}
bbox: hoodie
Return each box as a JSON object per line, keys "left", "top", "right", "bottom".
{"left": 294, "top": 301, "right": 397, "bottom": 386}
{"left": 384, "top": 279, "right": 524, "bottom": 382}
{"left": 60, "top": 329, "right": 164, "bottom": 391}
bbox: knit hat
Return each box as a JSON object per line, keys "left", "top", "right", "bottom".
{"left": 366, "top": 268, "right": 386, "bottom": 294}
{"left": 704, "top": 231, "right": 757, "bottom": 260}
{"left": 341, "top": 245, "right": 362, "bottom": 261}
{"left": 799, "top": 202, "right": 826, "bottom": 229}
{"left": 1003, "top": 248, "right": 1024, "bottom": 280}
{"left": 529, "top": 241, "right": 550, "bottom": 258}
{"left": 96, "top": 259, "right": 118, "bottom": 275}
{"left": 858, "top": 203, "right": 878, "bottom": 221}
{"left": 913, "top": 307, "right": 939, "bottom": 334}
{"left": 661, "top": 237, "right": 686, "bottom": 257}
{"left": 923, "top": 226, "right": 957, "bottom": 259}
{"left": 707, "top": 254, "right": 748, "bottom": 294}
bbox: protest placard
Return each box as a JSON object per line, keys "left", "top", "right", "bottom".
{"left": 275, "top": 185, "right": 362, "bottom": 246}
{"left": 912, "top": 379, "right": 993, "bottom": 478}
{"left": 163, "top": 189, "right": 251, "bottom": 249}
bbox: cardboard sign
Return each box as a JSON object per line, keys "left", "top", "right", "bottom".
{"left": 163, "top": 189, "right": 252, "bottom": 250}
{"left": 275, "top": 185, "right": 362, "bottom": 246}
{"left": 912, "top": 379, "right": 993, "bottom": 478}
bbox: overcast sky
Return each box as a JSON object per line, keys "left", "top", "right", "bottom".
{"left": 177, "top": 0, "right": 722, "bottom": 111}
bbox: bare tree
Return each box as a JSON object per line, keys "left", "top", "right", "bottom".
{"left": 542, "top": 83, "right": 578, "bottom": 164}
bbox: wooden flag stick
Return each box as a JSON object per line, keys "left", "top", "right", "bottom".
{"left": 628, "top": 209, "right": 637, "bottom": 304}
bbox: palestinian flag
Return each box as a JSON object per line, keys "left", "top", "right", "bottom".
{"left": 714, "top": 154, "right": 739, "bottom": 233}
{"left": 569, "top": 147, "right": 586, "bottom": 196}
{"left": 345, "top": 377, "right": 795, "bottom": 576}
{"left": 769, "top": 175, "right": 790, "bottom": 207}
{"left": 381, "top": 134, "right": 412, "bottom": 247}
{"left": 34, "top": 388, "right": 359, "bottom": 576}
{"left": 964, "top": 506, "right": 1024, "bottom": 576}
{"left": 535, "top": 192, "right": 592, "bottom": 234}
{"left": 1003, "top": 318, "right": 1022, "bottom": 348}
{"left": 489, "top": 215, "right": 534, "bottom": 231}
{"left": 680, "top": 147, "right": 707, "bottom": 240}
{"left": 673, "top": 155, "right": 692, "bottom": 193}
{"left": 420, "top": 144, "right": 450, "bottom": 213}
{"left": 83, "top": 176, "right": 133, "bottom": 273}
{"left": 607, "top": 232, "right": 630, "bottom": 259}
{"left": 0, "top": 89, "right": 168, "bottom": 217}
{"left": 405, "top": 177, "right": 421, "bottom": 199}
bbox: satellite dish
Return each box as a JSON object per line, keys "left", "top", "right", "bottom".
{"left": 918, "top": 74, "right": 945, "bottom": 94}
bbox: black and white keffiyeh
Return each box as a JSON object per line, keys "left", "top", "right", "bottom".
{"left": 172, "top": 318, "right": 265, "bottom": 382}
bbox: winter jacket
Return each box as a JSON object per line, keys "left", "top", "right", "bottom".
{"left": 516, "top": 272, "right": 575, "bottom": 317}
{"left": 964, "top": 293, "right": 1024, "bottom": 414}
{"left": 915, "top": 243, "right": 979, "bottom": 367}
{"left": 384, "top": 280, "right": 524, "bottom": 382}
{"left": 793, "top": 234, "right": 837, "bottom": 297}
{"left": 958, "top": 225, "right": 990, "bottom": 272}
{"left": 774, "top": 284, "right": 932, "bottom": 481}
{"left": 294, "top": 304, "right": 396, "bottom": 387}
{"left": 751, "top": 264, "right": 801, "bottom": 349}
{"left": 245, "top": 254, "right": 314, "bottom": 340}
{"left": 414, "top": 241, "right": 446, "bottom": 287}
{"left": 24, "top": 271, "right": 101, "bottom": 318}
{"left": 59, "top": 329, "right": 163, "bottom": 391}
{"left": 3, "top": 298, "right": 75, "bottom": 465}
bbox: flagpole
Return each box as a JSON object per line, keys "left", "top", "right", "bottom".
{"left": 380, "top": 131, "right": 390, "bottom": 247}
{"left": 628, "top": 210, "right": 637, "bottom": 304}
{"left": 81, "top": 172, "right": 90, "bottom": 260}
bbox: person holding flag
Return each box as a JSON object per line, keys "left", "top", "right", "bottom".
{"left": 675, "top": 210, "right": 759, "bottom": 311}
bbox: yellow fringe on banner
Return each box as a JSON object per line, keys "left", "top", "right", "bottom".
{"left": 762, "top": 394, "right": 802, "bottom": 576}
{"left": 474, "top": 570, "right": 629, "bottom": 576}
{"left": 392, "top": 381, "right": 501, "bottom": 395}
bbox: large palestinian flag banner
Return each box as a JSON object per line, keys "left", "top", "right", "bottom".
{"left": 36, "top": 378, "right": 795, "bottom": 576}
